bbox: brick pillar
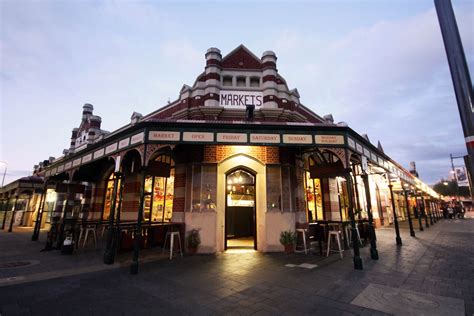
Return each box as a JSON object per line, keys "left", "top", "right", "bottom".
{"left": 172, "top": 164, "right": 186, "bottom": 222}
{"left": 121, "top": 172, "right": 141, "bottom": 221}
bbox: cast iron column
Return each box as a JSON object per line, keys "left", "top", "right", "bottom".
{"left": 421, "top": 195, "right": 429, "bottom": 228}
{"left": 104, "top": 172, "right": 121, "bottom": 264}
{"left": 109, "top": 173, "right": 125, "bottom": 264}
{"left": 345, "top": 170, "right": 363, "bottom": 270}
{"left": 130, "top": 167, "right": 147, "bottom": 274}
{"left": 428, "top": 199, "right": 434, "bottom": 225}
{"left": 416, "top": 195, "right": 424, "bottom": 231}
{"left": 435, "top": 0, "right": 474, "bottom": 185}
{"left": 404, "top": 190, "right": 416, "bottom": 237}
{"left": 361, "top": 173, "right": 378, "bottom": 260}
{"left": 388, "top": 182, "right": 402, "bottom": 246}
{"left": 1, "top": 198, "right": 9, "bottom": 230}
{"left": 32, "top": 187, "right": 47, "bottom": 241}
{"left": 8, "top": 195, "right": 19, "bottom": 232}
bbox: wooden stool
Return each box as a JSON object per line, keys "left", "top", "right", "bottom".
{"left": 327, "top": 231, "right": 344, "bottom": 259}
{"left": 162, "top": 231, "right": 183, "bottom": 260}
{"left": 295, "top": 228, "right": 308, "bottom": 254}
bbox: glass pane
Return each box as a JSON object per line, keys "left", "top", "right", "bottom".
{"left": 227, "top": 170, "right": 255, "bottom": 207}
{"left": 164, "top": 169, "right": 174, "bottom": 222}
{"left": 305, "top": 172, "right": 316, "bottom": 221}
{"left": 314, "top": 178, "right": 323, "bottom": 220}
{"left": 152, "top": 177, "right": 165, "bottom": 222}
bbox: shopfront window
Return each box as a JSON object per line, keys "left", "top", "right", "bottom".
{"left": 143, "top": 155, "right": 175, "bottom": 223}
{"left": 102, "top": 172, "right": 121, "bottom": 221}
{"left": 304, "top": 171, "right": 323, "bottom": 221}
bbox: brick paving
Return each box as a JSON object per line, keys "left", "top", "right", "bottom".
{"left": 0, "top": 215, "right": 473, "bottom": 315}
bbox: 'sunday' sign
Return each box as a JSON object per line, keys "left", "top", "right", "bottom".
{"left": 220, "top": 90, "right": 263, "bottom": 108}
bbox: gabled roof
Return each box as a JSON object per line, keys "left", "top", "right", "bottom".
{"left": 221, "top": 44, "right": 262, "bottom": 70}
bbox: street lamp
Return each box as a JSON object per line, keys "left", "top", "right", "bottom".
{"left": 386, "top": 173, "right": 402, "bottom": 246}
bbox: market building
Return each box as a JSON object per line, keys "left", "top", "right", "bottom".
{"left": 2, "top": 45, "right": 442, "bottom": 270}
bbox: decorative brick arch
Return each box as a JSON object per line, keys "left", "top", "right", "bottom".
{"left": 145, "top": 144, "right": 175, "bottom": 165}
{"left": 319, "top": 147, "right": 348, "bottom": 169}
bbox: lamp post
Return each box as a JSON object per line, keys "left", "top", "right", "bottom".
{"left": 403, "top": 185, "right": 416, "bottom": 237}
{"left": 415, "top": 192, "right": 424, "bottom": 231}
{"left": 361, "top": 172, "right": 379, "bottom": 260}
{"left": 421, "top": 194, "right": 429, "bottom": 228}
{"left": 104, "top": 171, "right": 121, "bottom": 265}
{"left": 387, "top": 174, "right": 402, "bottom": 246}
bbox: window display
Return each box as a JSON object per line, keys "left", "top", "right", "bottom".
{"left": 102, "top": 173, "right": 121, "bottom": 221}
{"left": 304, "top": 171, "right": 323, "bottom": 221}
{"left": 143, "top": 155, "right": 175, "bottom": 223}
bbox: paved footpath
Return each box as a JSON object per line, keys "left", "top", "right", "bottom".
{"left": 0, "top": 216, "right": 473, "bottom": 315}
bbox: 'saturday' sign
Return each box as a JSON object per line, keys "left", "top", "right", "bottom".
{"left": 220, "top": 90, "right": 263, "bottom": 108}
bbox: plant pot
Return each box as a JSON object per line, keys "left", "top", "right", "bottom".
{"left": 284, "top": 244, "right": 295, "bottom": 254}
{"left": 187, "top": 247, "right": 198, "bottom": 255}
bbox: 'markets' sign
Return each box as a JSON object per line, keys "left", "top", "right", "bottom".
{"left": 220, "top": 90, "right": 263, "bottom": 108}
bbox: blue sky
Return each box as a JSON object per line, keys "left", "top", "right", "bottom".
{"left": 1, "top": 0, "right": 473, "bottom": 185}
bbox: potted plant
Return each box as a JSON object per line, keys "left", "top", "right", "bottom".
{"left": 186, "top": 229, "right": 201, "bottom": 255}
{"left": 279, "top": 230, "right": 296, "bottom": 254}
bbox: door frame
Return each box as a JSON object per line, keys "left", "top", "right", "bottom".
{"left": 224, "top": 167, "right": 257, "bottom": 250}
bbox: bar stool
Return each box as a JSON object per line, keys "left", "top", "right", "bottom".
{"left": 162, "top": 231, "right": 183, "bottom": 260}
{"left": 82, "top": 225, "right": 97, "bottom": 249}
{"left": 347, "top": 225, "right": 362, "bottom": 246}
{"left": 295, "top": 228, "right": 308, "bottom": 254}
{"left": 326, "top": 231, "right": 344, "bottom": 259}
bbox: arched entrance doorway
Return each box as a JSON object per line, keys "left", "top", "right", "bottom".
{"left": 225, "top": 168, "right": 256, "bottom": 250}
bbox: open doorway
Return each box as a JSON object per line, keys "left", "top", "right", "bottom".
{"left": 225, "top": 169, "right": 256, "bottom": 250}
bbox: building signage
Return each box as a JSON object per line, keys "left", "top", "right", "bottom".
{"left": 371, "top": 152, "right": 377, "bottom": 162}
{"left": 183, "top": 132, "right": 214, "bottom": 142}
{"left": 65, "top": 162, "right": 72, "bottom": 170}
{"left": 363, "top": 148, "right": 371, "bottom": 158}
{"left": 219, "top": 90, "right": 263, "bottom": 108}
{"left": 347, "top": 137, "right": 356, "bottom": 149}
{"left": 82, "top": 154, "right": 92, "bottom": 163}
{"left": 283, "top": 134, "right": 313, "bottom": 144}
{"left": 355, "top": 143, "right": 363, "bottom": 153}
{"left": 250, "top": 134, "right": 280, "bottom": 143}
{"left": 217, "top": 133, "right": 247, "bottom": 143}
{"left": 94, "top": 148, "right": 105, "bottom": 159}
{"left": 105, "top": 143, "right": 118, "bottom": 154}
{"left": 315, "top": 135, "right": 344, "bottom": 145}
{"left": 57, "top": 165, "right": 64, "bottom": 173}
{"left": 50, "top": 168, "right": 57, "bottom": 175}
{"left": 149, "top": 131, "right": 180, "bottom": 141}
{"left": 118, "top": 138, "right": 130, "bottom": 149}
{"left": 130, "top": 132, "right": 144, "bottom": 144}
{"left": 73, "top": 158, "right": 81, "bottom": 167}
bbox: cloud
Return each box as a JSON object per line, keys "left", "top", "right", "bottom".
{"left": 271, "top": 7, "right": 473, "bottom": 183}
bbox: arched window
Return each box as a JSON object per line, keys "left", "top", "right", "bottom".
{"left": 102, "top": 172, "right": 121, "bottom": 221}
{"left": 143, "top": 155, "right": 175, "bottom": 223}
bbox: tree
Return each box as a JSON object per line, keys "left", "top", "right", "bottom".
{"left": 433, "top": 179, "right": 470, "bottom": 197}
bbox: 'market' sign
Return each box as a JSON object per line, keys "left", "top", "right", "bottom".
{"left": 220, "top": 90, "right": 263, "bottom": 108}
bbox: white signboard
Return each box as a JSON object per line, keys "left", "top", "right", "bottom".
{"left": 105, "top": 143, "right": 118, "bottom": 154}
{"left": 82, "top": 153, "right": 92, "bottom": 163}
{"left": 217, "top": 133, "right": 247, "bottom": 143}
{"left": 183, "top": 132, "right": 214, "bottom": 142}
{"left": 118, "top": 138, "right": 130, "bottom": 149}
{"left": 455, "top": 166, "right": 469, "bottom": 187}
{"left": 283, "top": 134, "right": 313, "bottom": 144}
{"left": 315, "top": 135, "right": 344, "bottom": 145}
{"left": 131, "top": 132, "right": 144, "bottom": 144}
{"left": 250, "top": 134, "right": 280, "bottom": 143}
{"left": 219, "top": 90, "right": 263, "bottom": 108}
{"left": 94, "top": 148, "right": 105, "bottom": 159}
{"left": 149, "top": 131, "right": 180, "bottom": 141}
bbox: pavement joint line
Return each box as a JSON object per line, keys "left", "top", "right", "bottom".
{"left": 0, "top": 254, "right": 167, "bottom": 287}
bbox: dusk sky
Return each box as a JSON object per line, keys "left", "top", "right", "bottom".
{"left": 1, "top": 0, "right": 473, "bottom": 186}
